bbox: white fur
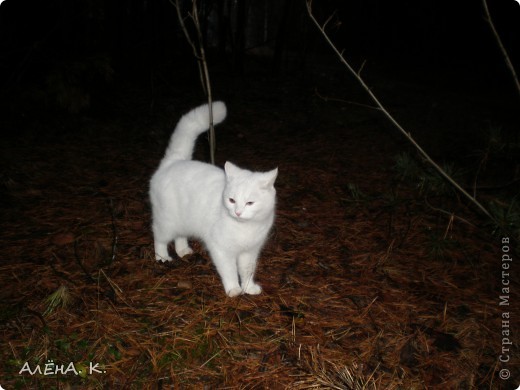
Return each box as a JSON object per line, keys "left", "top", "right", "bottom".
{"left": 149, "top": 102, "right": 278, "bottom": 297}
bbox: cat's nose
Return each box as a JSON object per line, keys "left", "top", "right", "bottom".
{"left": 235, "top": 210, "right": 242, "bottom": 217}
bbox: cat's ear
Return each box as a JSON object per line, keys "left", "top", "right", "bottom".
{"left": 224, "top": 161, "right": 241, "bottom": 178}
{"left": 261, "top": 167, "right": 278, "bottom": 189}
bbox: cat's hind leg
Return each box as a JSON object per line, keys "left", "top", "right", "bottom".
{"left": 152, "top": 220, "right": 173, "bottom": 261}
{"left": 174, "top": 237, "right": 193, "bottom": 258}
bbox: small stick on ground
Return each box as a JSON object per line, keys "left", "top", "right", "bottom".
{"left": 108, "top": 197, "right": 118, "bottom": 266}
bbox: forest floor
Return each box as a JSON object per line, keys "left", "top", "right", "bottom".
{"left": 1, "top": 58, "right": 519, "bottom": 389}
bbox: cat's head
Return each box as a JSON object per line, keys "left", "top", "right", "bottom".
{"left": 222, "top": 161, "right": 278, "bottom": 222}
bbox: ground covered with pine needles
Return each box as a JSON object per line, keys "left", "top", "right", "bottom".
{"left": 1, "top": 64, "right": 519, "bottom": 389}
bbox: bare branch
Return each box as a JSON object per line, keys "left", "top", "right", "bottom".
{"left": 306, "top": 0, "right": 497, "bottom": 224}
{"left": 322, "top": 11, "right": 337, "bottom": 31}
{"left": 357, "top": 59, "right": 366, "bottom": 77}
{"left": 482, "top": 0, "right": 520, "bottom": 100}
{"left": 173, "top": 0, "right": 216, "bottom": 164}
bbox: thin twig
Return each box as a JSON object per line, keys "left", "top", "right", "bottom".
{"left": 192, "top": 1, "right": 217, "bottom": 164}
{"left": 424, "top": 196, "right": 478, "bottom": 229}
{"left": 314, "top": 87, "right": 379, "bottom": 110}
{"left": 108, "top": 198, "right": 118, "bottom": 266}
{"left": 357, "top": 59, "right": 367, "bottom": 76}
{"left": 482, "top": 0, "right": 520, "bottom": 100}
{"left": 173, "top": 0, "right": 216, "bottom": 164}
{"left": 73, "top": 240, "right": 96, "bottom": 284}
{"left": 306, "top": 0, "right": 497, "bottom": 225}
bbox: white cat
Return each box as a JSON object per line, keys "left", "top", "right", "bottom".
{"left": 149, "top": 102, "right": 278, "bottom": 297}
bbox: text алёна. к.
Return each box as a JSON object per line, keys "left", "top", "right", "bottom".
{"left": 19, "top": 360, "right": 106, "bottom": 376}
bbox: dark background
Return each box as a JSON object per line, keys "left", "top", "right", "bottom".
{"left": 1, "top": 0, "right": 519, "bottom": 116}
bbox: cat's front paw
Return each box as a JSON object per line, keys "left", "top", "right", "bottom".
{"left": 227, "top": 287, "right": 243, "bottom": 297}
{"left": 242, "top": 283, "right": 262, "bottom": 295}
{"left": 156, "top": 254, "right": 173, "bottom": 262}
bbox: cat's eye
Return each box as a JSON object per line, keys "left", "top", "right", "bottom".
{"left": 229, "top": 198, "right": 236, "bottom": 204}
{"left": 246, "top": 201, "right": 254, "bottom": 206}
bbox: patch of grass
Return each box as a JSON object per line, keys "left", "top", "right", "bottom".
{"left": 43, "top": 285, "right": 71, "bottom": 317}
{"left": 488, "top": 197, "right": 520, "bottom": 241}
{"left": 394, "top": 152, "right": 463, "bottom": 197}
{"left": 345, "top": 183, "right": 368, "bottom": 202}
{"left": 394, "top": 152, "right": 423, "bottom": 182}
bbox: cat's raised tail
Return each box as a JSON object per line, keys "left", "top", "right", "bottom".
{"left": 162, "top": 101, "right": 227, "bottom": 163}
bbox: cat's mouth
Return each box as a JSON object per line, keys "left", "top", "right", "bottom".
{"left": 231, "top": 213, "right": 247, "bottom": 221}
